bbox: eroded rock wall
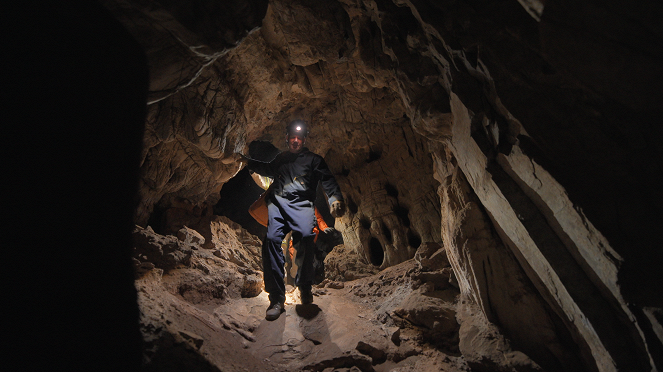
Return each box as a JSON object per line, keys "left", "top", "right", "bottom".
{"left": 103, "top": 0, "right": 662, "bottom": 371}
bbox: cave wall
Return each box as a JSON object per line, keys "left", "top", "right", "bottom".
{"left": 103, "top": 0, "right": 662, "bottom": 371}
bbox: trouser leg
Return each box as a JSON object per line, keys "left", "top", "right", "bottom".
{"left": 263, "top": 201, "right": 288, "bottom": 305}
{"left": 293, "top": 233, "right": 316, "bottom": 290}
{"left": 278, "top": 198, "right": 316, "bottom": 291}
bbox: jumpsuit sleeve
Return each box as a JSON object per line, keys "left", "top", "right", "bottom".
{"left": 313, "top": 155, "right": 344, "bottom": 206}
{"left": 247, "top": 157, "right": 275, "bottom": 178}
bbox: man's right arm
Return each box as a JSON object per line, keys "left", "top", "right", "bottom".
{"left": 234, "top": 153, "right": 273, "bottom": 177}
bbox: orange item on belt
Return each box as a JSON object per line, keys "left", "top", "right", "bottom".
{"left": 249, "top": 189, "right": 329, "bottom": 262}
{"left": 288, "top": 208, "right": 328, "bottom": 262}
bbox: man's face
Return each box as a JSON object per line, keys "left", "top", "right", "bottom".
{"left": 287, "top": 134, "right": 306, "bottom": 153}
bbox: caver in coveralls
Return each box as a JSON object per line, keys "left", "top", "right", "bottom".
{"left": 237, "top": 120, "right": 345, "bottom": 320}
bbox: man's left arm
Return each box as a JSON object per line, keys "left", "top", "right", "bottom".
{"left": 314, "top": 156, "right": 345, "bottom": 218}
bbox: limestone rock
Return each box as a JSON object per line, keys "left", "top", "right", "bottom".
{"left": 392, "top": 287, "right": 460, "bottom": 350}
{"left": 457, "top": 301, "right": 543, "bottom": 372}
{"left": 324, "top": 244, "right": 379, "bottom": 281}
{"left": 413, "top": 242, "right": 450, "bottom": 272}
{"left": 209, "top": 215, "right": 262, "bottom": 271}
{"left": 356, "top": 340, "right": 387, "bottom": 365}
{"left": 302, "top": 350, "right": 374, "bottom": 372}
{"left": 133, "top": 225, "right": 192, "bottom": 272}
{"left": 411, "top": 268, "right": 454, "bottom": 291}
{"left": 240, "top": 273, "right": 262, "bottom": 298}
{"left": 176, "top": 226, "right": 205, "bottom": 249}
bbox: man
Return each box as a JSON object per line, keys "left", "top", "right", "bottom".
{"left": 236, "top": 120, "right": 345, "bottom": 320}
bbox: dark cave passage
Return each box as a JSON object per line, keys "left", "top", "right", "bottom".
{"left": 369, "top": 237, "right": 385, "bottom": 266}
{"left": 215, "top": 167, "right": 267, "bottom": 238}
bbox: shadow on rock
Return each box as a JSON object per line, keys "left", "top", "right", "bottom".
{"left": 295, "top": 304, "right": 322, "bottom": 319}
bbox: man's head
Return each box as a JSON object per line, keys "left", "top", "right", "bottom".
{"left": 285, "top": 120, "right": 308, "bottom": 153}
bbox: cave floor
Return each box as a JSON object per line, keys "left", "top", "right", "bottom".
{"left": 138, "top": 260, "right": 461, "bottom": 372}
{"left": 223, "top": 287, "right": 397, "bottom": 371}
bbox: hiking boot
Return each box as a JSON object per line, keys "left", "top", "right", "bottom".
{"left": 265, "top": 302, "right": 285, "bottom": 321}
{"left": 300, "top": 287, "right": 313, "bottom": 304}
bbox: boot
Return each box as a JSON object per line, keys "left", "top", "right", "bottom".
{"left": 265, "top": 302, "right": 285, "bottom": 321}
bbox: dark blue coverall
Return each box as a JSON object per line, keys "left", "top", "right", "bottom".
{"left": 247, "top": 148, "right": 343, "bottom": 305}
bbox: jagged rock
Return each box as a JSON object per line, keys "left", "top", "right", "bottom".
{"left": 392, "top": 287, "right": 460, "bottom": 351}
{"left": 324, "top": 244, "right": 379, "bottom": 281}
{"left": 177, "top": 226, "right": 205, "bottom": 249}
{"left": 326, "top": 280, "right": 346, "bottom": 289}
{"left": 388, "top": 327, "right": 400, "bottom": 346}
{"left": 209, "top": 216, "right": 262, "bottom": 271}
{"left": 414, "top": 242, "right": 450, "bottom": 272}
{"left": 356, "top": 341, "right": 387, "bottom": 365}
{"left": 136, "top": 267, "right": 275, "bottom": 372}
{"left": 411, "top": 268, "right": 454, "bottom": 291}
{"left": 240, "top": 274, "right": 262, "bottom": 298}
{"left": 133, "top": 225, "right": 193, "bottom": 272}
{"left": 176, "top": 329, "right": 205, "bottom": 350}
{"left": 390, "top": 342, "right": 420, "bottom": 363}
{"left": 302, "top": 350, "right": 374, "bottom": 372}
{"left": 457, "top": 301, "right": 543, "bottom": 372}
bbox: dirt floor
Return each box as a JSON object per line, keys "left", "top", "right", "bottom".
{"left": 132, "top": 222, "right": 474, "bottom": 371}
{"left": 136, "top": 258, "right": 467, "bottom": 372}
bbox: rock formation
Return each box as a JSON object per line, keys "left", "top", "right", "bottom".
{"left": 11, "top": 0, "right": 660, "bottom": 371}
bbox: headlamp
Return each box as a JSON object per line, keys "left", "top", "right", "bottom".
{"left": 285, "top": 120, "right": 309, "bottom": 138}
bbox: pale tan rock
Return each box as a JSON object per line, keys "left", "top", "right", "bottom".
{"left": 133, "top": 225, "right": 192, "bottom": 272}
{"left": 324, "top": 244, "right": 379, "bottom": 281}
{"left": 414, "top": 242, "right": 450, "bottom": 272}
{"left": 209, "top": 216, "right": 262, "bottom": 271}
{"left": 392, "top": 288, "right": 459, "bottom": 338}
{"left": 176, "top": 226, "right": 205, "bottom": 249}
{"left": 457, "top": 301, "right": 542, "bottom": 372}
{"left": 240, "top": 274, "right": 263, "bottom": 298}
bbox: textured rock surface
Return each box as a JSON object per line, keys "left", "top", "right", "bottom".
{"left": 137, "top": 224, "right": 529, "bottom": 371}
{"left": 133, "top": 219, "right": 269, "bottom": 370}
{"left": 98, "top": 0, "right": 662, "bottom": 371}
{"left": 324, "top": 242, "right": 379, "bottom": 281}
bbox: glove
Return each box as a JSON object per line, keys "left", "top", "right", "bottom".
{"left": 330, "top": 200, "right": 345, "bottom": 218}
{"left": 323, "top": 227, "right": 335, "bottom": 233}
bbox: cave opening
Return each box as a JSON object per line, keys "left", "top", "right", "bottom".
{"left": 369, "top": 237, "right": 384, "bottom": 266}
{"left": 214, "top": 167, "right": 267, "bottom": 238}
{"left": 393, "top": 204, "right": 410, "bottom": 227}
{"left": 384, "top": 182, "right": 399, "bottom": 198}
{"left": 381, "top": 221, "right": 393, "bottom": 243}
{"left": 346, "top": 195, "right": 359, "bottom": 214}
{"left": 407, "top": 229, "right": 421, "bottom": 249}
